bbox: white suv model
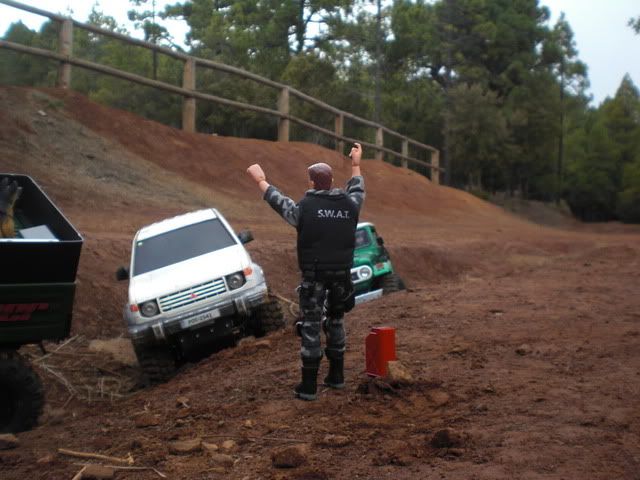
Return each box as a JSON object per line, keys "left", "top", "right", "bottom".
{"left": 117, "top": 208, "right": 283, "bottom": 382}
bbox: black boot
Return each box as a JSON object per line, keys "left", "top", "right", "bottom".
{"left": 294, "top": 360, "right": 319, "bottom": 401}
{"left": 323, "top": 351, "right": 345, "bottom": 389}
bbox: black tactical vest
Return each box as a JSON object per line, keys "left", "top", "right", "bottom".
{"left": 297, "top": 191, "right": 359, "bottom": 271}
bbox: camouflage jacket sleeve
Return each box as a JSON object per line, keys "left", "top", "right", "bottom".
{"left": 346, "top": 175, "right": 365, "bottom": 212}
{"left": 263, "top": 185, "right": 300, "bottom": 227}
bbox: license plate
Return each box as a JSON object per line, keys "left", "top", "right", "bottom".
{"left": 181, "top": 308, "right": 221, "bottom": 328}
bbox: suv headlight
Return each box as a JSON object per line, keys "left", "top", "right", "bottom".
{"left": 139, "top": 300, "right": 159, "bottom": 317}
{"left": 358, "top": 266, "right": 373, "bottom": 280}
{"left": 352, "top": 265, "right": 373, "bottom": 283}
{"left": 225, "top": 271, "right": 246, "bottom": 290}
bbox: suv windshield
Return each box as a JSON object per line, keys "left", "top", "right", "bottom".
{"left": 355, "top": 229, "right": 371, "bottom": 248}
{"left": 134, "top": 218, "right": 236, "bottom": 275}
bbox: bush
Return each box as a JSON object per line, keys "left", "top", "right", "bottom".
{"left": 617, "top": 160, "right": 640, "bottom": 223}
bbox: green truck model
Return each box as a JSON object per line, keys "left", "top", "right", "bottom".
{"left": 350, "top": 222, "right": 405, "bottom": 304}
{"left": 0, "top": 174, "right": 83, "bottom": 433}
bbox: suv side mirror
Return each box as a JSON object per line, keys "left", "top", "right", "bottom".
{"left": 237, "top": 230, "right": 254, "bottom": 244}
{"left": 115, "top": 266, "right": 129, "bottom": 281}
{"left": 377, "top": 236, "right": 384, "bottom": 246}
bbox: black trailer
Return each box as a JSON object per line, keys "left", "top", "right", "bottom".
{"left": 0, "top": 173, "right": 83, "bottom": 433}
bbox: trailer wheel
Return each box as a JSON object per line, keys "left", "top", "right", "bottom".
{"left": 0, "top": 351, "right": 44, "bottom": 433}
{"left": 133, "top": 343, "right": 177, "bottom": 385}
{"left": 379, "top": 273, "right": 406, "bottom": 294}
{"left": 252, "top": 296, "right": 285, "bottom": 337}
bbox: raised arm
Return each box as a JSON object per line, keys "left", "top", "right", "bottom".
{"left": 246, "top": 163, "right": 300, "bottom": 227}
{"left": 349, "top": 143, "right": 362, "bottom": 177}
{"left": 346, "top": 143, "right": 365, "bottom": 212}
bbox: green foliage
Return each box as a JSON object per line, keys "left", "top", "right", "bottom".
{"left": 617, "top": 159, "right": 640, "bottom": 222}
{"left": 446, "top": 83, "right": 508, "bottom": 189}
{"left": 0, "top": 21, "right": 58, "bottom": 87}
{"left": 128, "top": 0, "right": 170, "bottom": 44}
{"left": 564, "top": 120, "right": 619, "bottom": 221}
{"left": 563, "top": 75, "right": 640, "bottom": 221}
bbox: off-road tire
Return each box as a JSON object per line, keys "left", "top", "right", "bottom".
{"left": 0, "top": 350, "right": 44, "bottom": 433}
{"left": 253, "top": 297, "right": 285, "bottom": 337}
{"left": 132, "top": 343, "right": 177, "bottom": 385}
{"left": 379, "top": 273, "right": 406, "bottom": 295}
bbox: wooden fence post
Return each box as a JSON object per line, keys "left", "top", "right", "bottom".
{"left": 182, "top": 57, "right": 196, "bottom": 133}
{"left": 57, "top": 19, "right": 73, "bottom": 88}
{"left": 334, "top": 113, "right": 344, "bottom": 153}
{"left": 278, "top": 87, "right": 290, "bottom": 142}
{"left": 375, "top": 126, "right": 383, "bottom": 161}
{"left": 431, "top": 150, "right": 440, "bottom": 185}
{"left": 401, "top": 139, "right": 409, "bottom": 168}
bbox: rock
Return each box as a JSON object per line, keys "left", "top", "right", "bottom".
{"left": 430, "top": 428, "right": 468, "bottom": 449}
{"left": 221, "top": 440, "right": 238, "bottom": 452}
{"left": 271, "top": 444, "right": 310, "bottom": 468}
{"left": 428, "top": 390, "right": 450, "bottom": 406}
{"left": 448, "top": 345, "right": 468, "bottom": 355}
{"left": 386, "top": 360, "right": 414, "bottom": 384}
{"left": 238, "top": 338, "right": 272, "bottom": 350}
{"left": 254, "top": 339, "right": 272, "bottom": 349}
{"left": 207, "top": 452, "right": 234, "bottom": 469}
{"left": 482, "top": 384, "right": 496, "bottom": 394}
{"left": 82, "top": 465, "right": 115, "bottom": 479}
{"left": 88, "top": 338, "right": 137, "bottom": 366}
{"left": 243, "top": 419, "right": 255, "bottom": 428}
{"left": 357, "top": 376, "right": 400, "bottom": 395}
{"left": 318, "top": 434, "right": 351, "bottom": 447}
{"left": 0, "top": 434, "right": 19, "bottom": 450}
{"left": 447, "top": 448, "right": 465, "bottom": 457}
{"left": 175, "top": 409, "right": 191, "bottom": 419}
{"left": 36, "top": 453, "right": 55, "bottom": 464}
{"left": 202, "top": 442, "right": 219, "bottom": 453}
{"left": 168, "top": 438, "right": 202, "bottom": 454}
{"left": 471, "top": 403, "right": 488, "bottom": 413}
{"left": 134, "top": 414, "right": 161, "bottom": 428}
{"left": 515, "top": 344, "right": 532, "bottom": 356}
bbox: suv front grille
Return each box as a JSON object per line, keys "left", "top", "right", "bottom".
{"left": 159, "top": 278, "right": 227, "bottom": 312}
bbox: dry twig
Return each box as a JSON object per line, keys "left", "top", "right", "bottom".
{"left": 33, "top": 335, "right": 81, "bottom": 363}
{"left": 70, "top": 465, "right": 86, "bottom": 480}
{"left": 58, "top": 448, "right": 134, "bottom": 465}
{"left": 40, "top": 363, "right": 77, "bottom": 396}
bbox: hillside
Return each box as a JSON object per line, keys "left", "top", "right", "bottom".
{"left": 1, "top": 86, "right": 639, "bottom": 480}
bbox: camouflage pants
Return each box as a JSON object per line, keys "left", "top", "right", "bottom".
{"left": 298, "top": 271, "right": 354, "bottom": 362}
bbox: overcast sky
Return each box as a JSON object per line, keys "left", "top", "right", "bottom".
{"left": 1, "top": 0, "right": 638, "bottom": 105}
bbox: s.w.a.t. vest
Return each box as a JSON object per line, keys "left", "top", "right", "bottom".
{"left": 296, "top": 191, "right": 359, "bottom": 272}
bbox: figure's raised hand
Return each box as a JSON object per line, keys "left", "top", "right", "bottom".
{"left": 349, "top": 143, "right": 362, "bottom": 166}
{"left": 246, "top": 164, "right": 266, "bottom": 184}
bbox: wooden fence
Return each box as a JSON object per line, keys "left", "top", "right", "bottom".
{"left": 0, "top": 0, "right": 443, "bottom": 183}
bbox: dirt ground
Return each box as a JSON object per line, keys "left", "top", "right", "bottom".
{"left": 1, "top": 86, "right": 640, "bottom": 480}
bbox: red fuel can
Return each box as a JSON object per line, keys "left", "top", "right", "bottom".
{"left": 365, "top": 326, "right": 397, "bottom": 377}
